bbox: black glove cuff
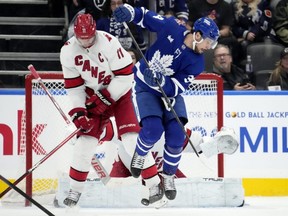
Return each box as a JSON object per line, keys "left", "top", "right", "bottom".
{"left": 72, "top": 111, "right": 86, "bottom": 121}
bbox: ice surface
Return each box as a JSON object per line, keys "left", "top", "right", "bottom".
{"left": 1, "top": 196, "right": 288, "bottom": 216}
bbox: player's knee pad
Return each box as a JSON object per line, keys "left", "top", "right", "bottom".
{"left": 121, "top": 132, "right": 138, "bottom": 156}
{"left": 140, "top": 116, "right": 164, "bottom": 144}
{"left": 165, "top": 144, "right": 182, "bottom": 155}
{"left": 72, "top": 135, "right": 98, "bottom": 170}
{"left": 163, "top": 144, "right": 182, "bottom": 175}
{"left": 165, "top": 119, "right": 185, "bottom": 149}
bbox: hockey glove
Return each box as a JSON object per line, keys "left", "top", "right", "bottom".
{"left": 86, "top": 88, "right": 115, "bottom": 115}
{"left": 113, "top": 3, "right": 135, "bottom": 23}
{"left": 69, "top": 108, "right": 94, "bottom": 133}
{"left": 143, "top": 68, "right": 165, "bottom": 88}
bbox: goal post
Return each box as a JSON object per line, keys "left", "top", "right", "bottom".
{"left": 182, "top": 73, "right": 224, "bottom": 178}
{"left": 24, "top": 73, "right": 72, "bottom": 206}
{"left": 194, "top": 73, "right": 224, "bottom": 177}
{"left": 3, "top": 72, "right": 224, "bottom": 206}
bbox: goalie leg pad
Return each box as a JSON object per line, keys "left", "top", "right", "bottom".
{"left": 55, "top": 177, "right": 244, "bottom": 208}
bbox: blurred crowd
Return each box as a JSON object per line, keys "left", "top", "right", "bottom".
{"left": 1, "top": 0, "right": 287, "bottom": 90}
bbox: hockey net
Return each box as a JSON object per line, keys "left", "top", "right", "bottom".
{"left": 1, "top": 72, "right": 223, "bottom": 206}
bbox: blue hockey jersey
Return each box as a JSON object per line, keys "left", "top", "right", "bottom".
{"left": 132, "top": 7, "right": 205, "bottom": 97}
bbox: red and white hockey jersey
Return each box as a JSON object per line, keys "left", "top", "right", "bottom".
{"left": 60, "top": 30, "right": 134, "bottom": 109}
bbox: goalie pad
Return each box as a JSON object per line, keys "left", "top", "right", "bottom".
{"left": 199, "top": 127, "right": 239, "bottom": 158}
{"left": 55, "top": 176, "right": 244, "bottom": 208}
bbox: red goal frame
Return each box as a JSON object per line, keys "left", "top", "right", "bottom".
{"left": 24, "top": 72, "right": 223, "bottom": 206}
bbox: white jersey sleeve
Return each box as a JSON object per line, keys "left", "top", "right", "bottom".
{"left": 96, "top": 31, "right": 134, "bottom": 101}
{"left": 60, "top": 38, "right": 87, "bottom": 109}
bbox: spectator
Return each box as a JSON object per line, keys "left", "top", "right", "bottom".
{"left": 187, "top": 0, "right": 232, "bottom": 37}
{"left": 231, "top": 0, "right": 273, "bottom": 61}
{"left": 266, "top": 47, "right": 288, "bottom": 90}
{"left": 97, "top": 0, "right": 147, "bottom": 52}
{"left": 67, "top": 0, "right": 106, "bottom": 22}
{"left": 272, "top": 0, "right": 288, "bottom": 47}
{"left": 66, "top": 0, "right": 137, "bottom": 39}
{"left": 270, "top": 0, "right": 281, "bottom": 13}
{"left": 66, "top": 0, "right": 107, "bottom": 39}
{"left": 211, "top": 44, "right": 256, "bottom": 90}
{"left": 136, "top": 0, "right": 189, "bottom": 22}
{"left": 126, "top": 47, "right": 141, "bottom": 65}
{"left": 187, "top": 0, "right": 240, "bottom": 63}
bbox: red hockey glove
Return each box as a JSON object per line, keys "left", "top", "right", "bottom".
{"left": 69, "top": 108, "right": 94, "bottom": 133}
{"left": 86, "top": 89, "right": 115, "bottom": 115}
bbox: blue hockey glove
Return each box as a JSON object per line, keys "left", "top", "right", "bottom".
{"left": 143, "top": 68, "right": 165, "bottom": 87}
{"left": 113, "top": 3, "right": 135, "bottom": 23}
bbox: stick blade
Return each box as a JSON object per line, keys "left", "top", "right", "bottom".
{"left": 91, "top": 155, "right": 111, "bottom": 185}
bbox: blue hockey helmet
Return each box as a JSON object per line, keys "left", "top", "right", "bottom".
{"left": 193, "top": 17, "right": 219, "bottom": 49}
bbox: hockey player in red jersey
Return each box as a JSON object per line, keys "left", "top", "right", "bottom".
{"left": 60, "top": 13, "right": 161, "bottom": 207}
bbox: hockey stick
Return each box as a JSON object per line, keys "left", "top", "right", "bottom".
{"left": 0, "top": 175, "right": 55, "bottom": 216}
{"left": 91, "top": 154, "right": 111, "bottom": 185}
{"left": 28, "top": 64, "right": 71, "bottom": 126}
{"left": 0, "top": 128, "right": 80, "bottom": 199}
{"left": 123, "top": 22, "right": 199, "bottom": 157}
{"left": 28, "top": 64, "right": 111, "bottom": 185}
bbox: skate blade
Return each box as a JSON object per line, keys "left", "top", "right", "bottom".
{"left": 152, "top": 197, "right": 168, "bottom": 209}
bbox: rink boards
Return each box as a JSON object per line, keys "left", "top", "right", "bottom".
{"left": 0, "top": 90, "right": 288, "bottom": 196}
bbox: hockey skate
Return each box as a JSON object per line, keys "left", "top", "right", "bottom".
{"left": 160, "top": 173, "right": 177, "bottom": 200}
{"left": 141, "top": 183, "right": 164, "bottom": 206}
{"left": 130, "top": 151, "right": 146, "bottom": 178}
{"left": 63, "top": 189, "right": 81, "bottom": 207}
{"left": 151, "top": 196, "right": 168, "bottom": 209}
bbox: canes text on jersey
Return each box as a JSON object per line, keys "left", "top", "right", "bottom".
{"left": 74, "top": 54, "right": 111, "bottom": 85}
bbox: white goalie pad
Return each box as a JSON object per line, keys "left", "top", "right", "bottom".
{"left": 200, "top": 127, "right": 239, "bottom": 158}
{"left": 55, "top": 176, "right": 244, "bottom": 208}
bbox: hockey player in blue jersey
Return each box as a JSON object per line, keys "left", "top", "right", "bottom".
{"left": 114, "top": 4, "right": 219, "bottom": 201}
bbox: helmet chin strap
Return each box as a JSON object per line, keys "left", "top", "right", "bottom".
{"left": 192, "top": 32, "right": 203, "bottom": 51}
{"left": 76, "top": 35, "right": 96, "bottom": 48}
